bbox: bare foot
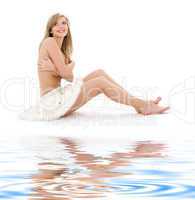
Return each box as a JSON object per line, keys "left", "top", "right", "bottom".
{"left": 134, "top": 96, "right": 170, "bottom": 115}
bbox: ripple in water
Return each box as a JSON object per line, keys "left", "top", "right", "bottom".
{"left": 105, "top": 180, "right": 195, "bottom": 198}
{"left": 0, "top": 136, "right": 195, "bottom": 199}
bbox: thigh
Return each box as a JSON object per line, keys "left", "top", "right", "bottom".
{"left": 63, "top": 77, "right": 103, "bottom": 116}
{"left": 83, "top": 69, "right": 106, "bottom": 82}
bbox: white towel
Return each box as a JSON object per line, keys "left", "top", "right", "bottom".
{"left": 19, "top": 77, "right": 83, "bottom": 121}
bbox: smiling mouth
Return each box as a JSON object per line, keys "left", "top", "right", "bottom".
{"left": 57, "top": 30, "right": 65, "bottom": 33}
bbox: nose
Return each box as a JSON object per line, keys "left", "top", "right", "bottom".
{"left": 58, "top": 26, "right": 66, "bottom": 31}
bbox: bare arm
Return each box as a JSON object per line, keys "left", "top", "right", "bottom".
{"left": 64, "top": 60, "right": 75, "bottom": 82}
{"left": 42, "top": 37, "right": 74, "bottom": 81}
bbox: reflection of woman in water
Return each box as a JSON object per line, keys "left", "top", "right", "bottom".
{"left": 20, "top": 12, "right": 170, "bottom": 121}
{"left": 29, "top": 138, "right": 166, "bottom": 199}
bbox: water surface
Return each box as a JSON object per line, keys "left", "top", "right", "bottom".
{"left": 0, "top": 135, "right": 195, "bottom": 200}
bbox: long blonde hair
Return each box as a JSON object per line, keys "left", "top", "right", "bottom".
{"left": 39, "top": 13, "right": 73, "bottom": 60}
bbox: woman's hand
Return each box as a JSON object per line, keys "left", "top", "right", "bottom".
{"left": 65, "top": 57, "right": 75, "bottom": 67}
{"left": 65, "top": 57, "right": 71, "bottom": 64}
{"left": 67, "top": 60, "right": 75, "bottom": 70}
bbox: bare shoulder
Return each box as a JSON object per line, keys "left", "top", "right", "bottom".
{"left": 43, "top": 37, "right": 56, "bottom": 45}
{"left": 44, "top": 37, "right": 55, "bottom": 42}
{"left": 39, "top": 37, "right": 57, "bottom": 52}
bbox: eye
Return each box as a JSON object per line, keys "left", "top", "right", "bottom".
{"left": 62, "top": 21, "right": 67, "bottom": 25}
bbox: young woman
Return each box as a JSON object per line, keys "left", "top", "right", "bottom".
{"left": 19, "top": 13, "right": 169, "bottom": 121}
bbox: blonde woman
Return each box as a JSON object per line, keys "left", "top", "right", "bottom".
{"left": 19, "top": 13, "right": 170, "bottom": 121}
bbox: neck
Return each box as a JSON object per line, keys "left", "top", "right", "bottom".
{"left": 53, "top": 37, "right": 64, "bottom": 49}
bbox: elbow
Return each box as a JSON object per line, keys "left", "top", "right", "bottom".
{"left": 60, "top": 72, "right": 74, "bottom": 82}
{"left": 66, "top": 74, "right": 74, "bottom": 82}
{"left": 57, "top": 66, "right": 74, "bottom": 82}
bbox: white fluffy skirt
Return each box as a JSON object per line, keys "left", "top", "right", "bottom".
{"left": 19, "top": 77, "right": 83, "bottom": 121}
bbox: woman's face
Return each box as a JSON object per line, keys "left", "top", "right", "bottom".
{"left": 51, "top": 17, "right": 69, "bottom": 38}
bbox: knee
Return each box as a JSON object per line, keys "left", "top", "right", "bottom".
{"left": 95, "top": 76, "right": 107, "bottom": 90}
{"left": 95, "top": 68, "right": 107, "bottom": 77}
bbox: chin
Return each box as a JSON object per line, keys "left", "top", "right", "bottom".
{"left": 58, "top": 34, "right": 67, "bottom": 37}
{"left": 55, "top": 35, "right": 64, "bottom": 38}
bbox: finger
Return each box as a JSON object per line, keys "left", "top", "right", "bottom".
{"left": 153, "top": 96, "right": 162, "bottom": 104}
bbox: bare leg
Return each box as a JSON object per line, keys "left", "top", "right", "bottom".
{"left": 83, "top": 69, "right": 162, "bottom": 104}
{"left": 63, "top": 76, "right": 169, "bottom": 117}
{"left": 82, "top": 69, "right": 136, "bottom": 105}
{"left": 83, "top": 69, "right": 127, "bottom": 92}
{"left": 82, "top": 69, "right": 170, "bottom": 115}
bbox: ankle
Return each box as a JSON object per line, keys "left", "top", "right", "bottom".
{"left": 129, "top": 97, "right": 146, "bottom": 110}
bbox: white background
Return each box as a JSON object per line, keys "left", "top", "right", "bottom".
{"left": 0, "top": 0, "right": 195, "bottom": 136}
{"left": 0, "top": 2, "right": 195, "bottom": 200}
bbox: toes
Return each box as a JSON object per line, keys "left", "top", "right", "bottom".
{"left": 153, "top": 96, "right": 162, "bottom": 104}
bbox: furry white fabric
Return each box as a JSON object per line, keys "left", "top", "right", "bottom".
{"left": 19, "top": 77, "right": 83, "bottom": 121}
